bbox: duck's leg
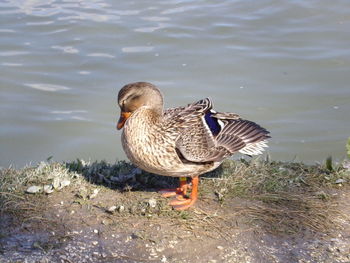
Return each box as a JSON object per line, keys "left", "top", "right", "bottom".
{"left": 159, "top": 177, "right": 190, "bottom": 198}
{"left": 170, "top": 176, "right": 199, "bottom": 210}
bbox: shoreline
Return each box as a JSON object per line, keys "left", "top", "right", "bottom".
{"left": 1, "top": 159, "right": 349, "bottom": 262}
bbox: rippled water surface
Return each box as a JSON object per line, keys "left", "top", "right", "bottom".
{"left": 1, "top": 0, "right": 350, "bottom": 167}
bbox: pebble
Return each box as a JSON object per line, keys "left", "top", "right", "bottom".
{"left": 26, "top": 185, "right": 43, "bottom": 194}
{"left": 335, "top": 179, "right": 346, "bottom": 184}
{"left": 43, "top": 184, "right": 54, "bottom": 194}
{"left": 58, "top": 180, "right": 71, "bottom": 190}
{"left": 118, "top": 205, "right": 125, "bottom": 212}
{"left": 89, "top": 189, "right": 99, "bottom": 199}
{"left": 343, "top": 161, "right": 350, "bottom": 170}
{"left": 107, "top": 206, "right": 117, "bottom": 213}
{"left": 148, "top": 198, "right": 157, "bottom": 208}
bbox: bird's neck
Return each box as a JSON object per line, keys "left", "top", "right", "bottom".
{"left": 127, "top": 106, "right": 162, "bottom": 130}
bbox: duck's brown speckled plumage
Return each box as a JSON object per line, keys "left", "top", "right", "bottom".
{"left": 118, "top": 82, "right": 270, "bottom": 178}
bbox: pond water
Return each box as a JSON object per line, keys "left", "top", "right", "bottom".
{"left": 1, "top": 0, "right": 350, "bottom": 167}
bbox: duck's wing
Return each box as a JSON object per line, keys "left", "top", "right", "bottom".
{"left": 166, "top": 98, "right": 270, "bottom": 163}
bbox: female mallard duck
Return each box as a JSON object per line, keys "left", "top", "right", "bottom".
{"left": 117, "top": 82, "right": 270, "bottom": 210}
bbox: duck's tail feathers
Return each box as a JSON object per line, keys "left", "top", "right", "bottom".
{"left": 238, "top": 139, "right": 269, "bottom": 156}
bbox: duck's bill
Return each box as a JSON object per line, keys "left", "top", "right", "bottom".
{"left": 117, "top": 111, "right": 131, "bottom": 130}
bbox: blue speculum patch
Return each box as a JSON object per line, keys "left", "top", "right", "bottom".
{"left": 204, "top": 111, "right": 221, "bottom": 136}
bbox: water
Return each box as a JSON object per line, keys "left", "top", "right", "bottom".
{"left": 1, "top": 0, "right": 350, "bottom": 167}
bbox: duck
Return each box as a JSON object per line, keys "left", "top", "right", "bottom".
{"left": 117, "top": 82, "right": 270, "bottom": 210}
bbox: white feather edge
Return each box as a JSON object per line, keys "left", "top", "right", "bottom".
{"left": 203, "top": 109, "right": 269, "bottom": 156}
{"left": 239, "top": 140, "right": 269, "bottom": 155}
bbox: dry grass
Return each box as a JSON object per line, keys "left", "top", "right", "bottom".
{"left": 0, "top": 162, "right": 82, "bottom": 224}
{"left": 201, "top": 159, "right": 350, "bottom": 234}
{"left": 1, "top": 158, "right": 349, "bottom": 235}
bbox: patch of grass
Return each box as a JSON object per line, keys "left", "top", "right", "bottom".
{"left": 1, "top": 158, "right": 349, "bottom": 236}
{"left": 0, "top": 162, "right": 82, "bottom": 223}
{"left": 73, "top": 157, "right": 347, "bottom": 235}
{"left": 204, "top": 159, "right": 350, "bottom": 197}
{"left": 66, "top": 159, "right": 177, "bottom": 190}
{"left": 201, "top": 158, "right": 350, "bottom": 234}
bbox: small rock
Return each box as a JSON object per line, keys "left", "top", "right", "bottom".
{"left": 118, "top": 205, "right": 125, "bottom": 213}
{"left": 148, "top": 198, "right": 157, "bottom": 208}
{"left": 43, "top": 184, "right": 54, "bottom": 194}
{"left": 107, "top": 206, "right": 117, "bottom": 213}
{"left": 89, "top": 189, "right": 99, "bottom": 199}
{"left": 343, "top": 161, "right": 350, "bottom": 170}
{"left": 217, "top": 246, "right": 224, "bottom": 250}
{"left": 326, "top": 246, "right": 335, "bottom": 252}
{"left": 93, "top": 229, "right": 99, "bottom": 234}
{"left": 26, "top": 185, "right": 43, "bottom": 194}
{"left": 335, "top": 179, "right": 346, "bottom": 184}
{"left": 92, "top": 241, "right": 98, "bottom": 246}
{"left": 58, "top": 180, "right": 71, "bottom": 189}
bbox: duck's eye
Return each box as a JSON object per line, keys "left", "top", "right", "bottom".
{"left": 119, "top": 100, "right": 126, "bottom": 108}
{"left": 118, "top": 100, "right": 126, "bottom": 110}
{"left": 130, "top": 95, "right": 141, "bottom": 102}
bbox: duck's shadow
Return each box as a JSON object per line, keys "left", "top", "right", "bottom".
{"left": 66, "top": 159, "right": 223, "bottom": 193}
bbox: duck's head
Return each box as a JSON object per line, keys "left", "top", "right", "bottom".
{"left": 117, "top": 82, "right": 164, "bottom": 130}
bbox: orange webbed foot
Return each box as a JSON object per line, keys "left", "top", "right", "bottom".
{"left": 163, "top": 176, "right": 199, "bottom": 211}
{"left": 169, "top": 196, "right": 198, "bottom": 211}
{"left": 159, "top": 177, "right": 190, "bottom": 198}
{"left": 159, "top": 189, "right": 182, "bottom": 198}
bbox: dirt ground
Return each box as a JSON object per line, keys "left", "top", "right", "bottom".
{"left": 1, "top": 160, "right": 350, "bottom": 263}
